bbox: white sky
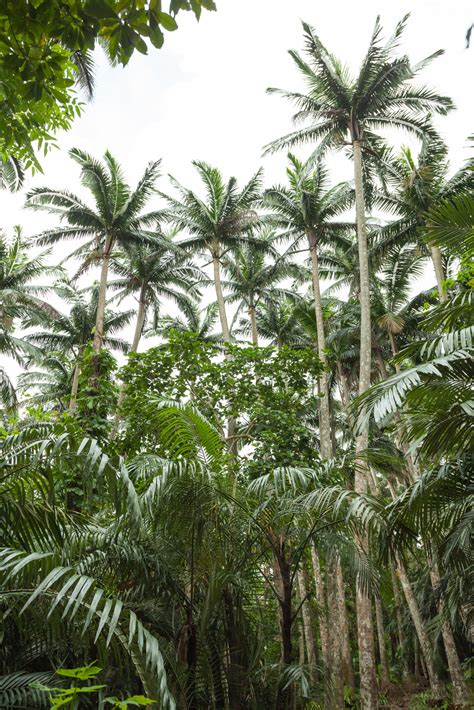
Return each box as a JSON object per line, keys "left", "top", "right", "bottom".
{"left": 1, "top": 0, "right": 473, "bottom": 380}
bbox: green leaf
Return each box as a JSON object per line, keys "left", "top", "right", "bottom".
{"left": 56, "top": 664, "right": 102, "bottom": 680}
{"left": 84, "top": 0, "right": 118, "bottom": 19}
{"left": 158, "top": 12, "right": 178, "bottom": 31}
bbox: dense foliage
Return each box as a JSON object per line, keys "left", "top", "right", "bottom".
{"left": 0, "top": 12, "right": 472, "bottom": 710}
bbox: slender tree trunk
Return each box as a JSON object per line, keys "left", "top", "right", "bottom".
{"left": 297, "top": 566, "right": 317, "bottom": 686}
{"left": 271, "top": 536, "right": 293, "bottom": 710}
{"left": 111, "top": 286, "right": 147, "bottom": 436}
{"left": 249, "top": 302, "right": 258, "bottom": 345}
{"left": 374, "top": 598, "right": 389, "bottom": 686}
{"left": 395, "top": 557, "right": 444, "bottom": 701}
{"left": 212, "top": 250, "right": 230, "bottom": 341}
{"left": 223, "top": 588, "right": 247, "bottom": 710}
{"left": 310, "top": 545, "right": 330, "bottom": 672}
{"left": 352, "top": 137, "right": 378, "bottom": 709}
{"left": 429, "top": 243, "right": 447, "bottom": 303}
{"left": 307, "top": 230, "right": 333, "bottom": 460}
{"left": 390, "top": 564, "right": 409, "bottom": 679}
{"left": 327, "top": 557, "right": 345, "bottom": 710}
{"left": 430, "top": 565, "right": 470, "bottom": 707}
{"left": 93, "top": 234, "right": 113, "bottom": 352}
{"left": 335, "top": 557, "right": 355, "bottom": 690}
{"left": 69, "top": 349, "right": 83, "bottom": 410}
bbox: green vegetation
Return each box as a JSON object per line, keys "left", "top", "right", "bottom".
{"left": 0, "top": 11, "right": 472, "bottom": 710}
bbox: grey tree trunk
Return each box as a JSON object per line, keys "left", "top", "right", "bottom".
{"left": 310, "top": 545, "right": 330, "bottom": 671}
{"left": 430, "top": 565, "right": 470, "bottom": 706}
{"left": 69, "top": 353, "right": 82, "bottom": 410}
{"left": 112, "top": 290, "right": 146, "bottom": 436}
{"left": 297, "top": 566, "right": 317, "bottom": 686}
{"left": 352, "top": 137, "right": 378, "bottom": 709}
{"left": 335, "top": 557, "right": 355, "bottom": 690}
{"left": 429, "top": 244, "right": 447, "bottom": 303}
{"left": 249, "top": 303, "right": 258, "bottom": 345}
{"left": 307, "top": 230, "right": 333, "bottom": 459}
{"left": 374, "top": 598, "right": 389, "bottom": 686}
{"left": 395, "top": 557, "right": 444, "bottom": 701}
{"left": 327, "top": 556, "right": 344, "bottom": 710}
{"left": 93, "top": 234, "right": 113, "bottom": 352}
{"left": 212, "top": 251, "right": 230, "bottom": 341}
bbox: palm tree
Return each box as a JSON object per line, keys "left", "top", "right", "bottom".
{"left": 17, "top": 353, "right": 73, "bottom": 410}
{"left": 374, "top": 138, "right": 474, "bottom": 302}
{"left": 27, "top": 281, "right": 132, "bottom": 409}
{"left": 264, "top": 18, "right": 452, "bottom": 705}
{"left": 0, "top": 228, "right": 59, "bottom": 409}
{"left": 109, "top": 236, "right": 206, "bottom": 355}
{"left": 162, "top": 161, "right": 263, "bottom": 342}
{"left": 26, "top": 148, "right": 162, "bottom": 352}
{"left": 147, "top": 301, "right": 221, "bottom": 342}
{"left": 264, "top": 155, "right": 353, "bottom": 458}
{"left": 239, "top": 298, "right": 306, "bottom": 348}
{"left": 223, "top": 230, "right": 300, "bottom": 345}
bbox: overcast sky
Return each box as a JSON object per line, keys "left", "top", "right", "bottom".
{"left": 1, "top": 0, "right": 473, "bottom": 377}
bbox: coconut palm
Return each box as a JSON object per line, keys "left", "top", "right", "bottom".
{"left": 264, "top": 155, "right": 353, "bottom": 458}
{"left": 27, "top": 281, "right": 132, "bottom": 409}
{"left": 241, "top": 298, "right": 306, "bottom": 348}
{"left": 162, "top": 161, "right": 263, "bottom": 341}
{"left": 26, "top": 149, "right": 163, "bottom": 351}
{"left": 374, "top": 137, "right": 474, "bottom": 302}
{"left": 264, "top": 19, "right": 453, "bottom": 703}
{"left": 223, "top": 230, "right": 300, "bottom": 345}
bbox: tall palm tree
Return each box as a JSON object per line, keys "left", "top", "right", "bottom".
{"left": 223, "top": 230, "right": 300, "bottom": 345}
{"left": 162, "top": 161, "right": 263, "bottom": 342}
{"left": 374, "top": 137, "right": 474, "bottom": 302}
{"left": 264, "top": 18, "right": 453, "bottom": 706}
{"left": 264, "top": 155, "right": 353, "bottom": 459}
{"left": 109, "top": 236, "right": 205, "bottom": 355}
{"left": 27, "top": 282, "right": 132, "bottom": 409}
{"left": 26, "top": 148, "right": 163, "bottom": 351}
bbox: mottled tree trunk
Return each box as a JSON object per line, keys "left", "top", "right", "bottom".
{"left": 352, "top": 137, "right": 378, "bottom": 709}
{"left": 93, "top": 233, "right": 113, "bottom": 352}
{"left": 327, "top": 556, "right": 344, "bottom": 709}
{"left": 297, "top": 566, "right": 317, "bottom": 685}
{"left": 335, "top": 557, "right": 355, "bottom": 690}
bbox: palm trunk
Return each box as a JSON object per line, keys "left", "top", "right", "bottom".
{"left": 212, "top": 251, "right": 230, "bottom": 341}
{"left": 352, "top": 137, "right": 378, "bottom": 709}
{"left": 390, "top": 564, "right": 409, "bottom": 678}
{"left": 310, "top": 545, "right": 330, "bottom": 672}
{"left": 249, "top": 303, "right": 259, "bottom": 345}
{"left": 429, "top": 243, "right": 447, "bottom": 303}
{"left": 374, "top": 597, "right": 389, "bottom": 686}
{"left": 430, "top": 565, "right": 470, "bottom": 707}
{"left": 69, "top": 350, "right": 83, "bottom": 410}
{"left": 297, "top": 566, "right": 317, "bottom": 685}
{"left": 335, "top": 557, "right": 355, "bottom": 690}
{"left": 92, "top": 234, "right": 113, "bottom": 352}
{"left": 112, "top": 287, "right": 146, "bottom": 436}
{"left": 395, "top": 557, "right": 444, "bottom": 700}
{"left": 327, "top": 557, "right": 345, "bottom": 710}
{"left": 308, "top": 230, "right": 333, "bottom": 460}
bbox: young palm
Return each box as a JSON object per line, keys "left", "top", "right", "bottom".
{"left": 223, "top": 230, "right": 300, "bottom": 345}
{"left": 264, "top": 155, "right": 353, "bottom": 458}
{"left": 375, "top": 137, "right": 474, "bottom": 302}
{"left": 162, "top": 161, "right": 263, "bottom": 341}
{"left": 109, "top": 236, "right": 206, "bottom": 355}
{"left": 27, "top": 281, "right": 132, "bottom": 409}
{"left": 26, "top": 148, "right": 163, "bottom": 351}
{"left": 147, "top": 301, "right": 221, "bottom": 343}
{"left": 242, "top": 298, "right": 306, "bottom": 348}
{"left": 264, "top": 19, "right": 452, "bottom": 704}
{"left": 17, "top": 353, "right": 73, "bottom": 410}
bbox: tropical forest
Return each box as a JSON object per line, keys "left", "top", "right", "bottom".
{"left": 0, "top": 2, "right": 472, "bottom": 709}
